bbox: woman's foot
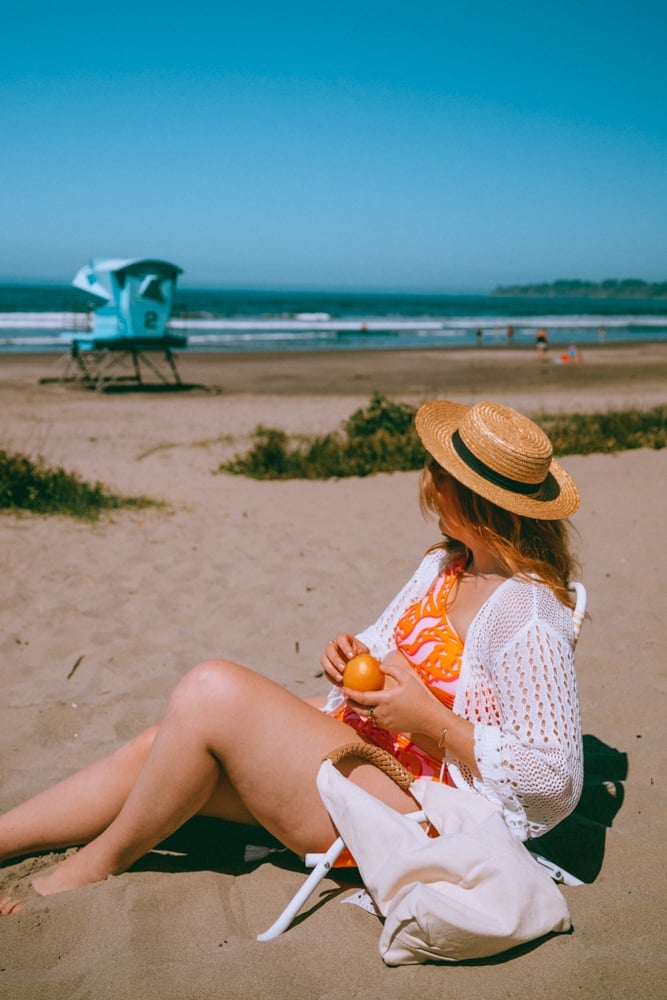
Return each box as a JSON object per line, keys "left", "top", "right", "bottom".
{"left": 0, "top": 848, "right": 111, "bottom": 915}
{"left": 0, "top": 851, "right": 107, "bottom": 917}
{"left": 0, "top": 846, "right": 79, "bottom": 915}
{"left": 30, "top": 848, "right": 110, "bottom": 898}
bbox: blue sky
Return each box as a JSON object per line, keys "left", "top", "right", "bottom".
{"left": 2, "top": 1, "right": 665, "bottom": 292}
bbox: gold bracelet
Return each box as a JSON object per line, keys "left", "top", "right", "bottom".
{"left": 437, "top": 727, "right": 448, "bottom": 752}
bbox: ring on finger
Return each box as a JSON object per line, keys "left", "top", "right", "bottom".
{"left": 368, "top": 706, "right": 377, "bottom": 726}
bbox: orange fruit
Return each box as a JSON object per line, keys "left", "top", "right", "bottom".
{"left": 342, "top": 653, "right": 385, "bottom": 692}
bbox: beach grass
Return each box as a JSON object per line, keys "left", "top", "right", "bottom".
{"left": 219, "top": 396, "right": 667, "bottom": 480}
{"left": 540, "top": 406, "right": 667, "bottom": 455}
{"left": 0, "top": 448, "right": 158, "bottom": 519}
{"left": 220, "top": 394, "right": 424, "bottom": 479}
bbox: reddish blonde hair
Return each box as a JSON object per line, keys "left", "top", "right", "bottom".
{"left": 419, "top": 458, "right": 578, "bottom": 608}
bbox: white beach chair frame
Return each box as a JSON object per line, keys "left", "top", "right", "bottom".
{"left": 257, "top": 582, "right": 587, "bottom": 941}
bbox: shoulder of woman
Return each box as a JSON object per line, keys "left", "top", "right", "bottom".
{"left": 470, "top": 577, "right": 571, "bottom": 638}
{"left": 412, "top": 547, "right": 448, "bottom": 582}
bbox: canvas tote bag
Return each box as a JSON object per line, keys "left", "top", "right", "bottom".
{"left": 317, "top": 753, "right": 571, "bottom": 965}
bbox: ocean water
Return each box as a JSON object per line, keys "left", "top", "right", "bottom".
{"left": 0, "top": 284, "right": 666, "bottom": 354}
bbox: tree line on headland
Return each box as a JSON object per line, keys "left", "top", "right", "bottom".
{"left": 491, "top": 279, "right": 667, "bottom": 298}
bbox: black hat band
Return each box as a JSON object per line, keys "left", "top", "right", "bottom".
{"left": 452, "top": 430, "right": 548, "bottom": 497}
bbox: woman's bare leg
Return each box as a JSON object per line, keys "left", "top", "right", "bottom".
{"left": 0, "top": 727, "right": 159, "bottom": 863}
{"left": 2, "top": 659, "right": 414, "bottom": 909}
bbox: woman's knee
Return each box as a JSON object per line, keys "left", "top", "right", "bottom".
{"left": 112, "top": 725, "right": 159, "bottom": 768}
{"left": 168, "top": 659, "right": 247, "bottom": 717}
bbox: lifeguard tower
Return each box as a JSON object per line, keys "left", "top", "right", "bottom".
{"left": 45, "top": 258, "right": 190, "bottom": 390}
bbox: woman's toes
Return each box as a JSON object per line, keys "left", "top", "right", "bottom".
{"left": 0, "top": 893, "right": 25, "bottom": 916}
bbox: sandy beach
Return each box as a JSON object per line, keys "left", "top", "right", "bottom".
{"left": 0, "top": 344, "right": 665, "bottom": 999}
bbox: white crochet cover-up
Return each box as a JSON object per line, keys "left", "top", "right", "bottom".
{"left": 324, "top": 550, "right": 583, "bottom": 841}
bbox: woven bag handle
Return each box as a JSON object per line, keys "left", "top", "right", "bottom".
{"left": 323, "top": 742, "right": 414, "bottom": 792}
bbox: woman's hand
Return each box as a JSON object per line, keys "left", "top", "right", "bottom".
{"left": 343, "top": 651, "right": 441, "bottom": 735}
{"left": 342, "top": 651, "right": 479, "bottom": 776}
{"left": 320, "top": 633, "right": 370, "bottom": 686}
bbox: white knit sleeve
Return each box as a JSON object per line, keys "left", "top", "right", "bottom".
{"left": 458, "top": 583, "right": 583, "bottom": 839}
{"left": 355, "top": 549, "right": 445, "bottom": 658}
{"left": 322, "top": 550, "right": 445, "bottom": 714}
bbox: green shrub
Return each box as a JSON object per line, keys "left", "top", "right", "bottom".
{"left": 219, "top": 397, "right": 667, "bottom": 480}
{"left": 220, "top": 394, "right": 426, "bottom": 480}
{"left": 542, "top": 405, "right": 667, "bottom": 455}
{"left": 343, "top": 393, "right": 416, "bottom": 439}
{"left": 0, "top": 449, "right": 157, "bottom": 520}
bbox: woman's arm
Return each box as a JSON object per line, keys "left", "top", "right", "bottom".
{"left": 353, "top": 550, "right": 445, "bottom": 662}
{"left": 320, "top": 551, "right": 446, "bottom": 713}
{"left": 468, "top": 617, "right": 583, "bottom": 838}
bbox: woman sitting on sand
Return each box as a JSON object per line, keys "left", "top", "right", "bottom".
{"left": 0, "top": 400, "right": 583, "bottom": 915}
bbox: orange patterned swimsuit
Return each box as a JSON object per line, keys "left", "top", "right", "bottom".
{"left": 335, "top": 561, "right": 464, "bottom": 781}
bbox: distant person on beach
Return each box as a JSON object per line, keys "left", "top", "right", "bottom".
{"left": 0, "top": 401, "right": 584, "bottom": 916}
{"left": 506, "top": 325, "right": 514, "bottom": 344}
{"left": 535, "top": 328, "right": 549, "bottom": 359}
{"left": 560, "top": 343, "right": 582, "bottom": 364}
{"left": 475, "top": 327, "right": 483, "bottom": 346}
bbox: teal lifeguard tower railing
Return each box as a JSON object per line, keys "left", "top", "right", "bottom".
{"left": 46, "top": 258, "right": 191, "bottom": 390}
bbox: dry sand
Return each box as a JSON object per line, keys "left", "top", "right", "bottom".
{"left": 0, "top": 345, "right": 665, "bottom": 999}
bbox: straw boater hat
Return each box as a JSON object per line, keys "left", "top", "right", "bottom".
{"left": 415, "top": 400, "right": 579, "bottom": 519}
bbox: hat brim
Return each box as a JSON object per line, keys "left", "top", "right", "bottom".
{"left": 415, "top": 401, "right": 580, "bottom": 520}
